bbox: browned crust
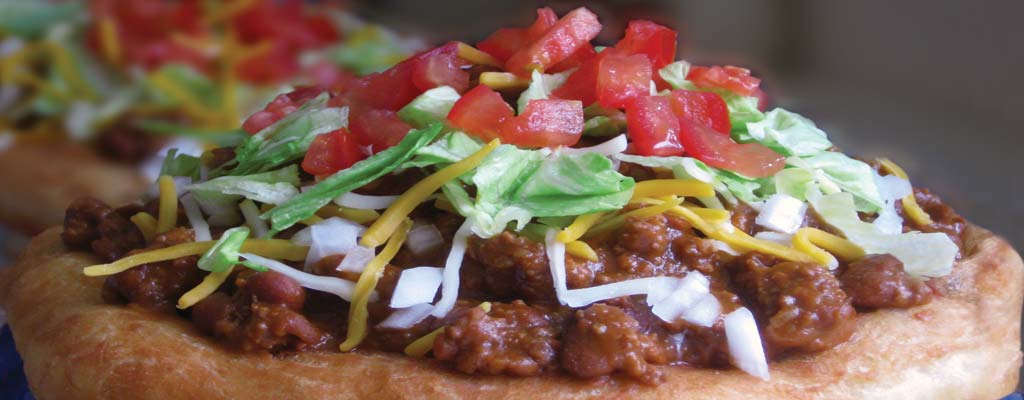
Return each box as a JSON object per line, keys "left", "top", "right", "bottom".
{"left": 0, "top": 225, "right": 1020, "bottom": 399}
{"left": 0, "top": 141, "right": 148, "bottom": 234}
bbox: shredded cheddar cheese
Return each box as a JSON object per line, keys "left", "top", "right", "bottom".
{"left": 584, "top": 197, "right": 684, "bottom": 240}
{"left": 877, "top": 158, "right": 934, "bottom": 227}
{"left": 156, "top": 176, "right": 179, "bottom": 234}
{"left": 557, "top": 212, "right": 607, "bottom": 243}
{"left": 663, "top": 205, "right": 817, "bottom": 263}
{"left": 317, "top": 206, "right": 380, "bottom": 224}
{"left": 479, "top": 72, "right": 531, "bottom": 90}
{"left": 456, "top": 42, "right": 502, "bottom": 67}
{"left": 404, "top": 302, "right": 491, "bottom": 357}
{"left": 130, "top": 212, "right": 158, "bottom": 243}
{"left": 45, "top": 42, "right": 96, "bottom": 100}
{"left": 148, "top": 71, "right": 223, "bottom": 125}
{"left": 630, "top": 179, "right": 714, "bottom": 201}
{"left": 177, "top": 267, "right": 234, "bottom": 309}
{"left": 97, "top": 17, "right": 121, "bottom": 65}
{"left": 792, "top": 227, "right": 865, "bottom": 269}
{"left": 566, "top": 240, "right": 599, "bottom": 261}
{"left": 340, "top": 219, "right": 413, "bottom": 352}
{"left": 83, "top": 240, "right": 308, "bottom": 277}
{"left": 361, "top": 140, "right": 500, "bottom": 248}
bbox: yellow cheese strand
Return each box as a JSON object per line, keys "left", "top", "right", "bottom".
{"left": 404, "top": 302, "right": 491, "bottom": 357}
{"left": 97, "top": 17, "right": 121, "bottom": 65}
{"left": 633, "top": 197, "right": 732, "bottom": 224}
{"left": 176, "top": 266, "right": 234, "bottom": 309}
{"left": 301, "top": 215, "right": 324, "bottom": 225}
{"left": 130, "top": 212, "right": 158, "bottom": 243}
{"left": 664, "top": 205, "right": 816, "bottom": 263}
{"left": 479, "top": 72, "right": 531, "bottom": 90}
{"left": 148, "top": 71, "right": 223, "bottom": 125}
{"left": 45, "top": 42, "right": 96, "bottom": 100}
{"left": 584, "top": 197, "right": 684, "bottom": 240}
{"left": 82, "top": 240, "right": 308, "bottom": 277}
{"left": 557, "top": 212, "right": 607, "bottom": 243}
{"left": 565, "top": 240, "right": 599, "bottom": 261}
{"left": 456, "top": 42, "right": 502, "bottom": 67}
{"left": 156, "top": 176, "right": 179, "bottom": 234}
{"left": 631, "top": 179, "right": 714, "bottom": 201}
{"left": 876, "top": 158, "right": 934, "bottom": 227}
{"left": 340, "top": 219, "right": 413, "bottom": 352}
{"left": 317, "top": 206, "right": 381, "bottom": 225}
{"left": 361, "top": 140, "right": 500, "bottom": 247}
{"left": 202, "top": 0, "right": 257, "bottom": 24}
{"left": 792, "top": 227, "right": 865, "bottom": 269}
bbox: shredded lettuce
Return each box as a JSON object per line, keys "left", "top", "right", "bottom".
{"left": 262, "top": 124, "right": 443, "bottom": 235}
{"left": 0, "top": 1, "right": 81, "bottom": 38}
{"left": 787, "top": 153, "right": 883, "bottom": 212}
{"left": 517, "top": 70, "right": 571, "bottom": 114}
{"left": 658, "top": 61, "right": 765, "bottom": 136}
{"left": 159, "top": 149, "right": 202, "bottom": 181}
{"left": 214, "top": 93, "right": 348, "bottom": 177}
{"left": 746, "top": 109, "right": 831, "bottom": 156}
{"left": 145, "top": 64, "right": 220, "bottom": 109}
{"left": 188, "top": 165, "right": 301, "bottom": 226}
{"left": 402, "top": 131, "right": 483, "bottom": 170}
{"left": 397, "top": 86, "right": 460, "bottom": 129}
{"left": 614, "top": 153, "right": 766, "bottom": 204}
{"left": 329, "top": 25, "right": 409, "bottom": 75}
{"left": 134, "top": 120, "right": 248, "bottom": 147}
{"left": 197, "top": 227, "right": 250, "bottom": 272}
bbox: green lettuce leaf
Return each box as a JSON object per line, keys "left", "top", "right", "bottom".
{"left": 614, "top": 153, "right": 767, "bottom": 205}
{"left": 329, "top": 25, "right": 409, "bottom": 75}
{"left": 145, "top": 64, "right": 221, "bottom": 109}
{"left": 745, "top": 108, "right": 831, "bottom": 156}
{"left": 262, "top": 124, "right": 443, "bottom": 235}
{"left": 397, "top": 86, "right": 460, "bottom": 129}
{"left": 787, "top": 152, "right": 883, "bottom": 212}
{"left": 188, "top": 165, "right": 301, "bottom": 226}
{"left": 159, "top": 149, "right": 202, "bottom": 181}
{"left": 0, "top": 1, "right": 81, "bottom": 38}
{"left": 401, "top": 131, "right": 483, "bottom": 169}
{"left": 197, "top": 226, "right": 250, "bottom": 272}
{"left": 658, "top": 61, "right": 765, "bottom": 136}
{"left": 517, "top": 70, "right": 571, "bottom": 114}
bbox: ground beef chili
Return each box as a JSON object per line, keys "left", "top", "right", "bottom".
{"left": 904, "top": 188, "right": 968, "bottom": 250}
{"left": 62, "top": 174, "right": 966, "bottom": 384}
{"left": 94, "top": 119, "right": 164, "bottom": 164}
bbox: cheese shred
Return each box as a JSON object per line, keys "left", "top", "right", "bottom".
{"left": 177, "top": 267, "right": 234, "bottom": 309}
{"left": 479, "top": 72, "right": 531, "bottom": 90}
{"left": 317, "top": 206, "right": 380, "bottom": 224}
{"left": 792, "top": 227, "right": 865, "bottom": 269}
{"left": 584, "top": 197, "right": 684, "bottom": 240}
{"left": 97, "top": 17, "right": 121, "bottom": 65}
{"left": 82, "top": 240, "right": 308, "bottom": 277}
{"left": 156, "top": 176, "right": 178, "bottom": 234}
{"left": 631, "top": 179, "right": 714, "bottom": 200}
{"left": 130, "top": 212, "right": 158, "bottom": 243}
{"left": 404, "top": 302, "right": 491, "bottom": 357}
{"left": 456, "top": 42, "right": 502, "bottom": 67}
{"left": 361, "top": 140, "right": 500, "bottom": 248}
{"left": 557, "top": 212, "right": 607, "bottom": 243}
{"left": 340, "top": 219, "right": 414, "bottom": 352}
{"left": 876, "top": 158, "right": 934, "bottom": 227}
{"left": 565, "top": 241, "right": 599, "bottom": 261}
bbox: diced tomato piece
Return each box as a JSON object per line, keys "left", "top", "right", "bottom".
{"left": 87, "top": 0, "right": 208, "bottom": 71}
{"left": 502, "top": 99, "right": 583, "bottom": 148}
{"left": 447, "top": 85, "right": 514, "bottom": 141}
{"left": 411, "top": 42, "right": 470, "bottom": 93}
{"left": 505, "top": 7, "right": 603, "bottom": 76}
{"left": 233, "top": 0, "right": 339, "bottom": 49}
{"left": 306, "top": 61, "right": 359, "bottom": 93}
{"left": 596, "top": 52, "right": 652, "bottom": 109}
{"left": 348, "top": 107, "right": 413, "bottom": 153}
{"left": 668, "top": 90, "right": 731, "bottom": 134}
{"left": 751, "top": 87, "right": 769, "bottom": 111}
{"left": 678, "top": 121, "right": 784, "bottom": 178}
{"left": 242, "top": 87, "right": 324, "bottom": 134}
{"left": 686, "top": 65, "right": 761, "bottom": 97}
{"left": 614, "top": 20, "right": 677, "bottom": 70}
{"left": 551, "top": 49, "right": 608, "bottom": 106}
{"left": 548, "top": 43, "right": 597, "bottom": 73}
{"left": 235, "top": 41, "right": 301, "bottom": 84}
{"left": 302, "top": 128, "right": 366, "bottom": 176}
{"left": 625, "top": 95, "right": 683, "bottom": 156}
{"left": 477, "top": 7, "right": 558, "bottom": 62}
{"left": 348, "top": 58, "right": 419, "bottom": 110}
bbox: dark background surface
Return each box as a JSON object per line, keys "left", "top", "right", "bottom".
{"left": 353, "top": 0, "right": 1024, "bottom": 389}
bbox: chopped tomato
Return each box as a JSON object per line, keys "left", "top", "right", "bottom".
{"left": 551, "top": 49, "right": 608, "bottom": 106}
{"left": 348, "top": 107, "right": 413, "bottom": 153}
{"left": 505, "top": 7, "right": 602, "bottom": 76}
{"left": 596, "top": 52, "right": 652, "bottom": 109}
{"left": 446, "top": 85, "right": 514, "bottom": 141}
{"left": 302, "top": 128, "right": 365, "bottom": 176}
{"left": 306, "top": 61, "right": 359, "bottom": 93}
{"left": 242, "top": 87, "right": 324, "bottom": 134}
{"left": 235, "top": 41, "right": 301, "bottom": 84}
{"left": 614, "top": 20, "right": 677, "bottom": 71}
{"left": 502, "top": 99, "right": 583, "bottom": 148}
{"left": 477, "top": 7, "right": 558, "bottom": 62}
{"left": 411, "top": 42, "right": 470, "bottom": 93}
{"left": 752, "top": 87, "right": 769, "bottom": 111}
{"left": 677, "top": 121, "right": 784, "bottom": 178}
{"left": 625, "top": 95, "right": 683, "bottom": 156}
{"left": 668, "top": 90, "right": 731, "bottom": 134}
{"left": 232, "top": 0, "right": 339, "bottom": 49}
{"left": 87, "top": 0, "right": 208, "bottom": 71}
{"left": 548, "top": 43, "right": 597, "bottom": 73}
{"left": 687, "top": 65, "right": 761, "bottom": 97}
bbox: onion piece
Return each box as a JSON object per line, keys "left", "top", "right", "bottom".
{"left": 650, "top": 273, "right": 710, "bottom": 322}
{"left": 239, "top": 200, "right": 269, "bottom": 238}
{"left": 405, "top": 224, "right": 444, "bottom": 255}
{"left": 681, "top": 293, "right": 721, "bottom": 327}
{"left": 430, "top": 219, "right": 473, "bottom": 317}
{"left": 562, "top": 276, "right": 679, "bottom": 308}
{"left": 334, "top": 192, "right": 400, "bottom": 210}
{"left": 755, "top": 194, "right": 806, "bottom": 234}
{"left": 378, "top": 303, "right": 435, "bottom": 329}
{"left": 545, "top": 228, "right": 569, "bottom": 303}
{"left": 304, "top": 217, "right": 365, "bottom": 270}
{"left": 336, "top": 245, "right": 375, "bottom": 273}
{"left": 389, "top": 266, "right": 444, "bottom": 308}
{"left": 724, "top": 307, "right": 770, "bottom": 380}
{"left": 558, "top": 134, "right": 628, "bottom": 156}
{"left": 753, "top": 231, "right": 793, "bottom": 245}
{"left": 239, "top": 253, "right": 375, "bottom": 302}
{"left": 180, "top": 194, "right": 211, "bottom": 242}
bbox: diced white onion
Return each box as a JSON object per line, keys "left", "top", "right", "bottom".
{"left": 378, "top": 303, "right": 435, "bottom": 329}
{"left": 334, "top": 192, "right": 399, "bottom": 210}
{"left": 180, "top": 194, "right": 211, "bottom": 242}
{"left": 239, "top": 200, "right": 268, "bottom": 238}
{"left": 753, "top": 231, "right": 793, "bottom": 246}
{"left": 389, "top": 266, "right": 444, "bottom": 308}
{"left": 304, "top": 217, "right": 365, "bottom": 270}
{"left": 755, "top": 194, "right": 807, "bottom": 234}
{"left": 872, "top": 173, "right": 911, "bottom": 235}
{"left": 545, "top": 228, "right": 569, "bottom": 303}
{"left": 290, "top": 226, "right": 312, "bottom": 245}
{"left": 430, "top": 219, "right": 473, "bottom": 317}
{"left": 724, "top": 307, "right": 770, "bottom": 380}
{"left": 709, "top": 239, "right": 740, "bottom": 255}
{"left": 562, "top": 276, "right": 680, "bottom": 309}
{"left": 239, "top": 253, "right": 374, "bottom": 302}
{"left": 558, "top": 134, "right": 628, "bottom": 156}
{"left": 405, "top": 224, "right": 444, "bottom": 255}
{"left": 336, "top": 245, "right": 375, "bottom": 273}
{"left": 140, "top": 138, "right": 206, "bottom": 182}
{"left": 650, "top": 273, "right": 711, "bottom": 323}
{"left": 682, "top": 293, "right": 722, "bottom": 327}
